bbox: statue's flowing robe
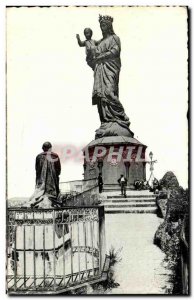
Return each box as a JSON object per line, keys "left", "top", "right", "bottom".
{"left": 29, "top": 151, "right": 61, "bottom": 207}
{"left": 92, "top": 34, "right": 130, "bottom": 130}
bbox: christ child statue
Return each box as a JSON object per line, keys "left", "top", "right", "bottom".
{"left": 76, "top": 28, "right": 99, "bottom": 69}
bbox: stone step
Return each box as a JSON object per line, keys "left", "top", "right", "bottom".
{"left": 104, "top": 201, "right": 157, "bottom": 205}
{"left": 103, "top": 203, "right": 157, "bottom": 208}
{"left": 104, "top": 190, "right": 154, "bottom": 195}
{"left": 105, "top": 206, "right": 157, "bottom": 214}
{"left": 103, "top": 186, "right": 133, "bottom": 191}
{"left": 104, "top": 199, "right": 156, "bottom": 203}
{"left": 107, "top": 195, "right": 156, "bottom": 199}
{"left": 103, "top": 186, "right": 151, "bottom": 191}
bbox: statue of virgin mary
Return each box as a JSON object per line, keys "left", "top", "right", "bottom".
{"left": 89, "top": 15, "right": 134, "bottom": 139}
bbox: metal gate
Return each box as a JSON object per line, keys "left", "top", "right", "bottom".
{"left": 7, "top": 206, "right": 106, "bottom": 294}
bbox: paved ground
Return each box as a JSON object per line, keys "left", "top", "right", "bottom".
{"left": 105, "top": 214, "right": 173, "bottom": 294}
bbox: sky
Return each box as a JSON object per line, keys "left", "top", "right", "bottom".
{"left": 6, "top": 6, "right": 188, "bottom": 198}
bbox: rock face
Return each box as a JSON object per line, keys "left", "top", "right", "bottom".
{"left": 154, "top": 171, "right": 189, "bottom": 295}
{"left": 156, "top": 198, "right": 168, "bottom": 218}
{"left": 159, "top": 171, "right": 179, "bottom": 190}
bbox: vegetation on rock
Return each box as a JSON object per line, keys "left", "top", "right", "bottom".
{"left": 159, "top": 171, "right": 179, "bottom": 190}
{"left": 154, "top": 171, "right": 189, "bottom": 295}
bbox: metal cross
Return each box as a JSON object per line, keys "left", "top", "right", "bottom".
{"left": 146, "top": 151, "right": 157, "bottom": 184}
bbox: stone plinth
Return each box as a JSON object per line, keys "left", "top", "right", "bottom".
{"left": 83, "top": 136, "right": 147, "bottom": 190}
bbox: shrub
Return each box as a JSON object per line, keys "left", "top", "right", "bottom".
{"left": 168, "top": 188, "right": 189, "bottom": 222}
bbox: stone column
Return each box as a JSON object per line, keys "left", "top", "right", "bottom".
{"left": 124, "top": 162, "right": 130, "bottom": 185}
{"left": 143, "top": 162, "right": 146, "bottom": 181}
{"left": 83, "top": 161, "right": 87, "bottom": 179}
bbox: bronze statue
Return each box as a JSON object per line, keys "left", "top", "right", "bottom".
{"left": 29, "top": 142, "right": 61, "bottom": 207}
{"left": 77, "top": 15, "right": 134, "bottom": 139}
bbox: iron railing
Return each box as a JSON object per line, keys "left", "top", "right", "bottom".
{"left": 6, "top": 206, "right": 105, "bottom": 294}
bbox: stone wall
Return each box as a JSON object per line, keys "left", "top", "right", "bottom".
{"left": 65, "top": 185, "right": 100, "bottom": 206}
{"left": 60, "top": 178, "right": 97, "bottom": 194}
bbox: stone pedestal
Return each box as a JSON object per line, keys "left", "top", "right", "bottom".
{"left": 83, "top": 136, "right": 147, "bottom": 191}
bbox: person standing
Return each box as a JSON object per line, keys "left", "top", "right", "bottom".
{"left": 98, "top": 173, "right": 103, "bottom": 193}
{"left": 118, "top": 174, "right": 127, "bottom": 197}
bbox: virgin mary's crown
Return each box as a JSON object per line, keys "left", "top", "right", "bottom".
{"left": 99, "top": 15, "right": 113, "bottom": 24}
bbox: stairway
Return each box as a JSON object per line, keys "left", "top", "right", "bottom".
{"left": 101, "top": 190, "right": 157, "bottom": 214}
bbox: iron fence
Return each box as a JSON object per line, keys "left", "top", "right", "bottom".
{"left": 7, "top": 206, "right": 105, "bottom": 294}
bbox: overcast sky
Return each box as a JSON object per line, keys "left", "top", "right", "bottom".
{"left": 7, "top": 6, "right": 188, "bottom": 198}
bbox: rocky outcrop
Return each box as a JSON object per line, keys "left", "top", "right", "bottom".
{"left": 159, "top": 171, "right": 179, "bottom": 190}
{"left": 154, "top": 171, "right": 189, "bottom": 295}
{"left": 156, "top": 191, "right": 168, "bottom": 218}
